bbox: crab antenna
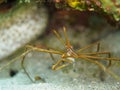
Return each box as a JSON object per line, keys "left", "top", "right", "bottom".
{"left": 63, "top": 27, "right": 71, "bottom": 47}
{"left": 53, "top": 30, "right": 65, "bottom": 45}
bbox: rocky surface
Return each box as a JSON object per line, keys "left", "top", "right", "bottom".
{"left": 0, "top": 3, "right": 48, "bottom": 60}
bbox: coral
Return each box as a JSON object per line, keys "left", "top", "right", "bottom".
{"left": 67, "top": 0, "right": 120, "bottom": 20}
{"left": 55, "top": 0, "right": 120, "bottom": 23}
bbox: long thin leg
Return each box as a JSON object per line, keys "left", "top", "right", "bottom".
{"left": 32, "top": 45, "right": 57, "bottom": 62}
{"left": 49, "top": 52, "right": 56, "bottom": 62}
{"left": 0, "top": 48, "right": 34, "bottom": 82}
{"left": 96, "top": 42, "right": 100, "bottom": 52}
{"left": 52, "top": 59, "right": 73, "bottom": 70}
{"left": 26, "top": 45, "right": 65, "bottom": 64}
{"left": 92, "top": 51, "right": 111, "bottom": 81}
{"left": 47, "top": 48, "right": 56, "bottom": 62}
{"left": 63, "top": 27, "right": 72, "bottom": 47}
{"left": 80, "top": 52, "right": 111, "bottom": 55}
{"left": 21, "top": 48, "right": 34, "bottom": 83}
{"left": 96, "top": 43, "right": 106, "bottom": 81}
{"left": 81, "top": 57, "right": 120, "bottom": 81}
{"left": 0, "top": 49, "right": 32, "bottom": 71}
{"left": 53, "top": 30, "right": 65, "bottom": 45}
{"left": 77, "top": 42, "right": 100, "bottom": 52}
{"left": 79, "top": 49, "right": 112, "bottom": 67}
{"left": 26, "top": 45, "right": 63, "bottom": 55}
{"left": 106, "top": 53, "right": 111, "bottom": 68}
{"left": 78, "top": 42, "right": 112, "bottom": 67}
{"left": 81, "top": 55, "right": 119, "bottom": 80}
{"left": 20, "top": 46, "right": 64, "bottom": 83}
{"left": 0, "top": 45, "right": 63, "bottom": 82}
{"left": 96, "top": 42, "right": 112, "bottom": 68}
{"left": 21, "top": 51, "right": 45, "bottom": 83}
{"left": 82, "top": 55, "right": 120, "bottom": 61}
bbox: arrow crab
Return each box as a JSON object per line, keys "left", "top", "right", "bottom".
{"left": 0, "top": 27, "right": 120, "bottom": 82}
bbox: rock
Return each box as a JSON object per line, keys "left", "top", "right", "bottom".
{"left": 0, "top": 3, "right": 48, "bottom": 60}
